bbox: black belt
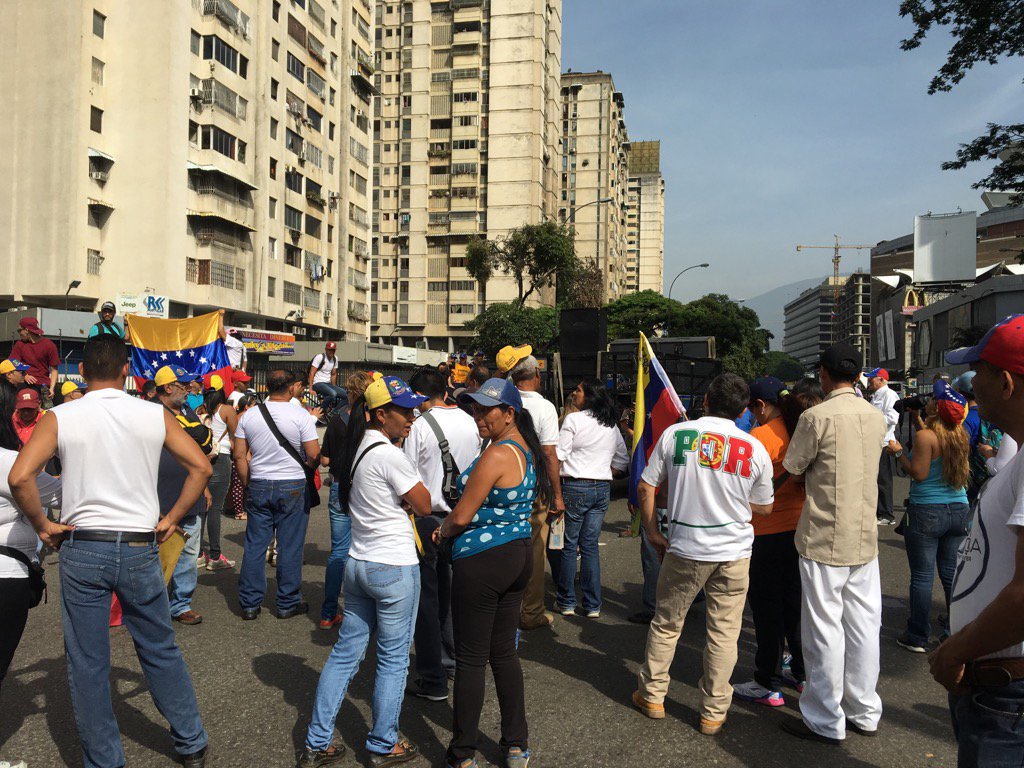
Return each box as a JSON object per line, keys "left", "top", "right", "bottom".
{"left": 69, "top": 530, "right": 157, "bottom": 543}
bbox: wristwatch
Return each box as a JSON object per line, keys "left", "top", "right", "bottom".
{"left": 893, "top": 449, "right": 904, "bottom": 458}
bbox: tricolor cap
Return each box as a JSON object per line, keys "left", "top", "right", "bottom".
{"left": 748, "top": 376, "right": 787, "bottom": 404}
{"left": 15, "top": 388, "right": 40, "bottom": 410}
{"left": 0, "top": 358, "right": 31, "bottom": 375}
{"left": 933, "top": 380, "right": 967, "bottom": 426}
{"left": 496, "top": 344, "right": 532, "bottom": 374}
{"left": 946, "top": 314, "right": 1024, "bottom": 375}
{"left": 867, "top": 367, "right": 889, "bottom": 381}
{"left": 364, "top": 375, "right": 427, "bottom": 410}
{"left": 458, "top": 377, "right": 523, "bottom": 413}
{"left": 60, "top": 380, "right": 87, "bottom": 397}
{"left": 154, "top": 365, "right": 199, "bottom": 387}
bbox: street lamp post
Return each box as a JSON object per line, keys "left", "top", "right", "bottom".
{"left": 666, "top": 263, "right": 710, "bottom": 301}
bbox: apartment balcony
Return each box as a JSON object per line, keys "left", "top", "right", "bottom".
{"left": 347, "top": 300, "right": 370, "bottom": 322}
{"left": 350, "top": 69, "right": 379, "bottom": 97}
{"left": 202, "top": 0, "right": 250, "bottom": 39}
{"left": 348, "top": 270, "right": 371, "bottom": 290}
{"left": 452, "top": 30, "right": 481, "bottom": 47}
{"left": 356, "top": 50, "right": 376, "bottom": 75}
{"left": 451, "top": 0, "right": 483, "bottom": 8}
{"left": 429, "top": 128, "right": 451, "bottom": 141}
{"left": 427, "top": 146, "right": 451, "bottom": 159}
{"left": 429, "top": 173, "right": 450, "bottom": 187}
{"left": 187, "top": 206, "right": 256, "bottom": 235}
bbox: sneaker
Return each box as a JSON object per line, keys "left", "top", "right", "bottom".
{"left": 504, "top": 747, "right": 531, "bottom": 768}
{"left": 207, "top": 554, "right": 235, "bottom": 571}
{"left": 781, "top": 651, "right": 792, "bottom": 672}
{"left": 585, "top": 609, "right": 600, "bottom": 618}
{"left": 733, "top": 680, "right": 785, "bottom": 707}
{"left": 877, "top": 517, "right": 896, "bottom": 526}
{"left": 1, "top": 761, "right": 30, "bottom": 768}
{"left": 781, "top": 669, "right": 805, "bottom": 693}
{"left": 296, "top": 743, "right": 347, "bottom": 767}
{"left": 555, "top": 604, "right": 575, "bottom": 616}
{"left": 318, "top": 615, "right": 342, "bottom": 631}
{"left": 197, "top": 550, "right": 209, "bottom": 568}
{"left": 406, "top": 679, "right": 448, "bottom": 702}
{"left": 896, "top": 633, "right": 928, "bottom": 653}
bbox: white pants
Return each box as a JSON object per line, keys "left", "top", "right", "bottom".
{"left": 799, "top": 557, "right": 883, "bottom": 740}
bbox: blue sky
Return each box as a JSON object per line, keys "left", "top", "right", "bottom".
{"left": 562, "top": 0, "right": 1024, "bottom": 305}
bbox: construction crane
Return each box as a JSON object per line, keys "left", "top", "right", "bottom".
{"left": 796, "top": 235, "right": 875, "bottom": 343}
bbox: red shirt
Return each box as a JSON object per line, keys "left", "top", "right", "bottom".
{"left": 13, "top": 410, "right": 44, "bottom": 447}
{"left": 11, "top": 337, "right": 59, "bottom": 388}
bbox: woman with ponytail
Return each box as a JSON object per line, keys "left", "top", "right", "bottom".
{"left": 300, "top": 376, "right": 430, "bottom": 768}
{"left": 433, "top": 378, "right": 553, "bottom": 768}
{"left": 199, "top": 376, "right": 237, "bottom": 571}
{"left": 887, "top": 380, "right": 971, "bottom": 653}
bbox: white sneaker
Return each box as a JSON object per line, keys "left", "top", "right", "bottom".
{"left": 585, "top": 610, "right": 600, "bottom": 618}
{"left": 555, "top": 604, "right": 575, "bottom": 616}
{"left": 1, "top": 761, "right": 30, "bottom": 768}
{"left": 733, "top": 680, "right": 785, "bottom": 707}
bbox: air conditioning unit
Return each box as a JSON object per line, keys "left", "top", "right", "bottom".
{"left": 310, "top": 327, "right": 324, "bottom": 338}
{"left": 323, "top": 308, "right": 332, "bottom": 319}
{"left": 89, "top": 170, "right": 109, "bottom": 182}
{"left": 189, "top": 87, "right": 203, "bottom": 100}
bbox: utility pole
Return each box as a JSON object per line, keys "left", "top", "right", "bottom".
{"left": 796, "top": 236, "right": 874, "bottom": 343}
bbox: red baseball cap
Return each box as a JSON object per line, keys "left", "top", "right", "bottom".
{"left": 326, "top": 341, "right": 337, "bottom": 350}
{"left": 947, "top": 315, "right": 1024, "bottom": 375}
{"left": 18, "top": 317, "right": 43, "bottom": 335}
{"left": 15, "top": 388, "right": 40, "bottom": 410}
{"left": 231, "top": 369, "right": 252, "bottom": 383}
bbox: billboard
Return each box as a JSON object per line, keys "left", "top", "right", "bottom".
{"left": 913, "top": 212, "right": 976, "bottom": 283}
{"left": 117, "top": 292, "right": 169, "bottom": 319}
{"left": 227, "top": 327, "right": 296, "bottom": 356}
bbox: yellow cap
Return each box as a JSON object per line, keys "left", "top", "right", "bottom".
{"left": 61, "top": 380, "right": 83, "bottom": 397}
{"left": 495, "top": 344, "right": 532, "bottom": 374}
{"left": 208, "top": 374, "right": 224, "bottom": 391}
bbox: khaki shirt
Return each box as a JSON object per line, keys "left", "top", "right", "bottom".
{"left": 783, "top": 387, "right": 886, "bottom": 566}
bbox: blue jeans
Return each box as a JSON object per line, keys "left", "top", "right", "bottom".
{"left": 951, "top": 679, "right": 1024, "bottom": 767}
{"left": 239, "top": 477, "right": 310, "bottom": 611}
{"left": 60, "top": 535, "right": 207, "bottom": 768}
{"left": 556, "top": 479, "right": 610, "bottom": 613}
{"left": 168, "top": 514, "right": 202, "bottom": 617}
{"left": 313, "top": 382, "right": 348, "bottom": 412}
{"left": 321, "top": 482, "right": 352, "bottom": 621}
{"left": 903, "top": 501, "right": 970, "bottom": 645}
{"left": 306, "top": 559, "right": 421, "bottom": 755}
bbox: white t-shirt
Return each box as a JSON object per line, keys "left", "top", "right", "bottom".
{"left": 404, "top": 404, "right": 481, "bottom": 513}
{"left": 557, "top": 410, "right": 629, "bottom": 481}
{"left": 641, "top": 416, "right": 774, "bottom": 562}
{"left": 55, "top": 389, "right": 166, "bottom": 533}
{"left": 236, "top": 400, "right": 318, "bottom": 480}
{"left": 348, "top": 430, "right": 422, "bottom": 566}
{"left": 228, "top": 390, "right": 244, "bottom": 406}
{"left": 224, "top": 334, "right": 246, "bottom": 369}
{"left": 0, "top": 448, "right": 61, "bottom": 578}
{"left": 310, "top": 353, "right": 338, "bottom": 385}
{"left": 951, "top": 447, "right": 1024, "bottom": 659}
{"left": 519, "top": 390, "right": 559, "bottom": 446}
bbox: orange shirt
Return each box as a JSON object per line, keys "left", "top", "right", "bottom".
{"left": 750, "top": 417, "right": 804, "bottom": 536}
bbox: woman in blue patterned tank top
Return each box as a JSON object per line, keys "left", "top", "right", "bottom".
{"left": 434, "top": 378, "right": 553, "bottom": 768}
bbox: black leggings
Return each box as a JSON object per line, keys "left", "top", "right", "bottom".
{"left": 747, "top": 531, "right": 804, "bottom": 690}
{"left": 0, "top": 577, "right": 32, "bottom": 688}
{"left": 448, "top": 538, "right": 532, "bottom": 763}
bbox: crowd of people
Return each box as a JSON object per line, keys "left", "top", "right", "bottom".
{"left": 1, "top": 310, "right": 1024, "bottom": 768}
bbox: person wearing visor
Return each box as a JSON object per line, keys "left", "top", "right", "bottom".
{"left": 300, "top": 376, "right": 430, "bottom": 768}
{"left": 89, "top": 301, "right": 125, "bottom": 339}
{"left": 432, "top": 378, "right": 554, "bottom": 768}
{"left": 887, "top": 381, "right": 970, "bottom": 654}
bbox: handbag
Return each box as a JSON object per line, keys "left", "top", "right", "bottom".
{"left": 0, "top": 545, "right": 46, "bottom": 608}
{"left": 257, "top": 403, "right": 321, "bottom": 509}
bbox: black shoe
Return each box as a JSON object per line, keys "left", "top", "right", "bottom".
{"left": 628, "top": 611, "right": 654, "bottom": 624}
{"left": 276, "top": 602, "right": 310, "bottom": 619}
{"left": 780, "top": 718, "right": 841, "bottom": 745}
{"left": 846, "top": 719, "right": 878, "bottom": 737}
{"left": 369, "top": 739, "right": 419, "bottom": 767}
{"left": 181, "top": 745, "right": 209, "bottom": 768}
{"left": 406, "top": 679, "right": 448, "bottom": 701}
{"left": 296, "top": 743, "right": 347, "bottom": 767}
{"left": 241, "top": 607, "right": 261, "bottom": 621}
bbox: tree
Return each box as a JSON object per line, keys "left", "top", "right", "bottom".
{"left": 464, "top": 303, "right": 557, "bottom": 357}
{"left": 761, "top": 350, "right": 807, "bottom": 382}
{"left": 673, "top": 294, "right": 773, "bottom": 380}
{"left": 900, "top": 1, "right": 1024, "bottom": 200}
{"left": 465, "top": 221, "right": 578, "bottom": 307}
{"left": 560, "top": 259, "right": 605, "bottom": 309}
{"left": 605, "top": 290, "right": 684, "bottom": 340}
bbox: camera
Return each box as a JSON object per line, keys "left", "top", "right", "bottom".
{"left": 894, "top": 395, "right": 930, "bottom": 414}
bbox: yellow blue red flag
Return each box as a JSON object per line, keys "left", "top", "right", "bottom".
{"left": 629, "top": 333, "right": 686, "bottom": 506}
{"left": 126, "top": 311, "right": 231, "bottom": 384}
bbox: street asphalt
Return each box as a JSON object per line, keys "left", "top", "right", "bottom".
{"left": 1, "top": 475, "right": 959, "bottom": 767}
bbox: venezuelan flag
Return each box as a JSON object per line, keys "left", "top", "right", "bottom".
{"left": 126, "top": 311, "right": 231, "bottom": 385}
{"left": 628, "top": 333, "right": 686, "bottom": 507}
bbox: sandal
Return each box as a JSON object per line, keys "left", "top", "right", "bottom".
{"left": 504, "top": 747, "right": 531, "bottom": 768}
{"left": 369, "top": 739, "right": 419, "bottom": 767}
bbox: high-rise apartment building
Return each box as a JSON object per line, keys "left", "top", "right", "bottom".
{"left": 558, "top": 71, "right": 630, "bottom": 301}
{"left": 1, "top": 0, "right": 373, "bottom": 340}
{"left": 625, "top": 140, "right": 665, "bottom": 293}
{"left": 783, "top": 275, "right": 848, "bottom": 370}
{"left": 835, "top": 271, "right": 871, "bottom": 363}
{"left": 371, "top": 0, "right": 562, "bottom": 348}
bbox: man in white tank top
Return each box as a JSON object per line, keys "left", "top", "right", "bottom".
{"left": 9, "top": 334, "right": 214, "bottom": 768}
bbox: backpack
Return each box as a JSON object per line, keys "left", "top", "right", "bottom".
{"left": 309, "top": 354, "right": 331, "bottom": 373}
{"left": 419, "top": 410, "right": 463, "bottom": 511}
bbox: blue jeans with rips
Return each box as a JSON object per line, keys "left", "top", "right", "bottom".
{"left": 321, "top": 482, "right": 352, "bottom": 621}
{"left": 238, "top": 477, "right": 310, "bottom": 612}
{"left": 305, "top": 558, "right": 420, "bottom": 755}
{"left": 556, "top": 479, "right": 610, "bottom": 613}
{"left": 60, "top": 534, "right": 207, "bottom": 768}
{"left": 168, "top": 514, "right": 202, "bottom": 617}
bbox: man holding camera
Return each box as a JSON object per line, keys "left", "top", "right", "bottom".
{"left": 866, "top": 368, "right": 899, "bottom": 525}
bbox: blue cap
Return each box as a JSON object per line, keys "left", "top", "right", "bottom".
{"left": 748, "top": 376, "right": 787, "bottom": 404}
{"left": 952, "top": 370, "right": 976, "bottom": 395}
{"left": 364, "top": 375, "right": 427, "bottom": 410}
{"left": 458, "top": 377, "right": 523, "bottom": 412}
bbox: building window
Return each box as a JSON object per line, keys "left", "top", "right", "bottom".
{"left": 285, "top": 168, "right": 303, "bottom": 193}
{"left": 284, "top": 205, "right": 303, "bottom": 232}
{"left": 272, "top": 39, "right": 280, "bottom": 60}
{"left": 270, "top": 78, "right": 279, "bottom": 100}
{"left": 202, "top": 35, "right": 248, "bottom": 78}
{"left": 285, "top": 128, "right": 303, "bottom": 156}
{"left": 286, "top": 52, "right": 305, "bottom": 82}
{"left": 272, "top": 0, "right": 280, "bottom": 22}
{"left": 190, "top": 29, "right": 201, "bottom": 55}
{"left": 93, "top": 10, "right": 105, "bottom": 38}
{"left": 270, "top": 117, "right": 278, "bottom": 139}
{"left": 285, "top": 246, "right": 301, "bottom": 269}
{"left": 87, "top": 249, "right": 103, "bottom": 275}
{"left": 201, "top": 125, "right": 245, "bottom": 162}
{"left": 91, "top": 57, "right": 104, "bottom": 85}
{"left": 268, "top": 236, "right": 277, "bottom": 259}
{"left": 268, "top": 197, "right": 277, "bottom": 218}
{"left": 269, "top": 157, "right": 278, "bottom": 179}
{"left": 90, "top": 106, "right": 103, "bottom": 133}
{"left": 268, "top": 276, "right": 276, "bottom": 297}
{"left": 283, "top": 280, "right": 302, "bottom": 304}
{"left": 306, "top": 106, "right": 322, "bottom": 132}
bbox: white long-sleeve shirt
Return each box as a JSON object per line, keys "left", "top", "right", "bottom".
{"left": 870, "top": 384, "right": 900, "bottom": 444}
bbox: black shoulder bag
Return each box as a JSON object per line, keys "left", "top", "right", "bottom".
{"left": 258, "top": 403, "right": 321, "bottom": 510}
{"left": 0, "top": 546, "right": 46, "bottom": 607}
{"left": 419, "top": 411, "right": 463, "bottom": 512}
